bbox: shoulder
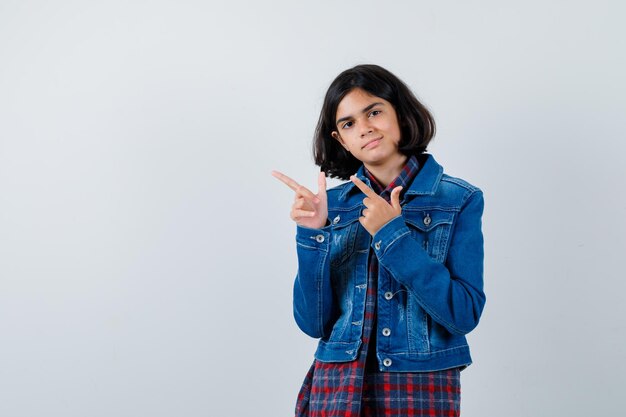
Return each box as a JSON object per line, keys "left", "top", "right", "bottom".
{"left": 325, "top": 180, "right": 352, "bottom": 207}
{"left": 418, "top": 153, "right": 483, "bottom": 204}
{"left": 438, "top": 173, "right": 483, "bottom": 214}
{"left": 431, "top": 169, "right": 483, "bottom": 210}
{"left": 440, "top": 173, "right": 481, "bottom": 194}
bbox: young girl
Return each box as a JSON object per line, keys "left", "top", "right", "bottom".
{"left": 272, "top": 64, "right": 485, "bottom": 417}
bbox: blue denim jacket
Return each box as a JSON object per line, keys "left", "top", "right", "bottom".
{"left": 293, "top": 154, "right": 485, "bottom": 372}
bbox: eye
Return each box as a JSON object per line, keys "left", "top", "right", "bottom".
{"left": 369, "top": 110, "right": 381, "bottom": 117}
{"left": 341, "top": 121, "right": 353, "bottom": 129}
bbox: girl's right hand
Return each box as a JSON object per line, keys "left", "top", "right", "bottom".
{"left": 271, "top": 170, "right": 328, "bottom": 229}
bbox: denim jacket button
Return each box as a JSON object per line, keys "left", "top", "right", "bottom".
{"left": 315, "top": 234, "right": 325, "bottom": 243}
{"left": 382, "top": 328, "right": 391, "bottom": 337}
{"left": 423, "top": 214, "right": 431, "bottom": 226}
{"left": 374, "top": 240, "right": 381, "bottom": 250}
{"left": 383, "top": 358, "right": 392, "bottom": 367}
{"left": 384, "top": 291, "right": 393, "bottom": 300}
{"left": 332, "top": 215, "right": 341, "bottom": 224}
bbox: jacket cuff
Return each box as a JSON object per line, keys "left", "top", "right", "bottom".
{"left": 371, "top": 215, "right": 411, "bottom": 255}
{"left": 296, "top": 223, "right": 332, "bottom": 251}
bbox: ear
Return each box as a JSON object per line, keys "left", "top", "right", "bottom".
{"left": 331, "top": 131, "right": 350, "bottom": 152}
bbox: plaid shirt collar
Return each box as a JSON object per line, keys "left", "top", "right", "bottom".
{"left": 363, "top": 154, "right": 420, "bottom": 202}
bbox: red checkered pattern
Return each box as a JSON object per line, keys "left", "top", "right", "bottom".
{"left": 295, "top": 155, "right": 461, "bottom": 416}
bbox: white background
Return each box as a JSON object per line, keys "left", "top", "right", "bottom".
{"left": 1, "top": 1, "right": 625, "bottom": 416}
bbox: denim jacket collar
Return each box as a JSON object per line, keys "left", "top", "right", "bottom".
{"left": 338, "top": 153, "right": 444, "bottom": 201}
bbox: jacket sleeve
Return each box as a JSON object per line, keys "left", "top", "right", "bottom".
{"left": 292, "top": 223, "right": 337, "bottom": 338}
{"left": 372, "top": 190, "right": 486, "bottom": 335}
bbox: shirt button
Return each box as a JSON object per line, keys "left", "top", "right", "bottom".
{"left": 383, "top": 358, "right": 392, "bottom": 367}
{"left": 384, "top": 291, "right": 393, "bottom": 300}
{"left": 382, "top": 328, "right": 391, "bottom": 337}
{"left": 374, "top": 240, "right": 381, "bottom": 250}
{"left": 423, "top": 214, "right": 431, "bottom": 226}
{"left": 332, "top": 215, "right": 341, "bottom": 224}
{"left": 315, "top": 234, "right": 325, "bottom": 243}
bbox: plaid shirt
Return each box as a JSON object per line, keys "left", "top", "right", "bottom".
{"left": 295, "top": 155, "right": 461, "bottom": 417}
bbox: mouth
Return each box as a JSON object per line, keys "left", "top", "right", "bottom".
{"left": 362, "top": 137, "right": 382, "bottom": 149}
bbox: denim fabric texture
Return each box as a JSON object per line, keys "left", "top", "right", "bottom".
{"left": 293, "top": 153, "right": 485, "bottom": 372}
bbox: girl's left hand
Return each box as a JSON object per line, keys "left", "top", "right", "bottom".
{"left": 350, "top": 175, "right": 402, "bottom": 236}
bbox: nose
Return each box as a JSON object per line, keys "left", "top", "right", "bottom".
{"left": 359, "top": 119, "right": 373, "bottom": 137}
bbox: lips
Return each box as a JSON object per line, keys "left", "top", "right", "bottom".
{"left": 362, "top": 137, "right": 382, "bottom": 149}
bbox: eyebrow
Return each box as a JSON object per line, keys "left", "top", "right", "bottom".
{"left": 336, "top": 102, "right": 384, "bottom": 126}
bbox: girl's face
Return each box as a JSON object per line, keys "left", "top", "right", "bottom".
{"left": 331, "top": 88, "right": 405, "bottom": 170}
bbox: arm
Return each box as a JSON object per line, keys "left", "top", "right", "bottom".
{"left": 372, "top": 190, "right": 486, "bottom": 335}
{"left": 270, "top": 170, "right": 333, "bottom": 337}
{"left": 292, "top": 223, "right": 337, "bottom": 338}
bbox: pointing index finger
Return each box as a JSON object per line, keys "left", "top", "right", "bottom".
{"left": 350, "top": 175, "right": 377, "bottom": 198}
{"left": 272, "top": 170, "right": 320, "bottom": 203}
{"left": 271, "top": 170, "right": 300, "bottom": 191}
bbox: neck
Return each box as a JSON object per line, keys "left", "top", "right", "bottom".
{"left": 364, "top": 154, "right": 409, "bottom": 187}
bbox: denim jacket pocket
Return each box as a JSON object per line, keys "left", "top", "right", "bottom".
{"left": 404, "top": 208, "right": 455, "bottom": 263}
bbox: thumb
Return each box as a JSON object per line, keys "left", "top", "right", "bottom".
{"left": 390, "top": 186, "right": 402, "bottom": 210}
{"left": 317, "top": 171, "right": 327, "bottom": 201}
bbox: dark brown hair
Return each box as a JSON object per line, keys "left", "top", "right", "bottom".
{"left": 313, "top": 64, "right": 436, "bottom": 180}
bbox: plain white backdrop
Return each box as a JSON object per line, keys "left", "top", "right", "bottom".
{"left": 1, "top": 1, "right": 625, "bottom": 416}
